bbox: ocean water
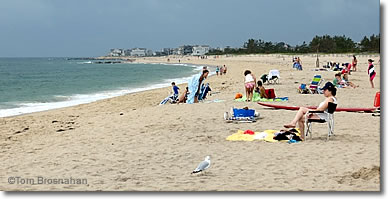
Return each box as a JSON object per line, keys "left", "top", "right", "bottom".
{"left": 0, "top": 58, "right": 205, "bottom": 117}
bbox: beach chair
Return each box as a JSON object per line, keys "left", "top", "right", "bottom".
{"left": 304, "top": 102, "right": 337, "bottom": 141}
{"left": 224, "top": 107, "right": 260, "bottom": 123}
{"left": 267, "top": 69, "right": 280, "bottom": 84}
{"left": 159, "top": 94, "right": 178, "bottom": 105}
{"left": 308, "top": 75, "right": 323, "bottom": 94}
{"left": 198, "top": 83, "right": 211, "bottom": 101}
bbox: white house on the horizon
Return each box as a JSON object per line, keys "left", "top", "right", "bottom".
{"left": 109, "top": 49, "right": 124, "bottom": 56}
{"left": 192, "top": 45, "right": 210, "bottom": 56}
{"left": 130, "top": 48, "right": 147, "bottom": 57}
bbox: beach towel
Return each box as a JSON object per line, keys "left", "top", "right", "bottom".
{"left": 226, "top": 129, "right": 301, "bottom": 142}
{"left": 235, "top": 92, "right": 288, "bottom": 102}
{"left": 198, "top": 83, "right": 211, "bottom": 101}
{"left": 187, "top": 73, "right": 203, "bottom": 104}
{"left": 226, "top": 130, "right": 256, "bottom": 141}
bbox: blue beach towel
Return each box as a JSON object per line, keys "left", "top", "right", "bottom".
{"left": 187, "top": 73, "right": 205, "bottom": 104}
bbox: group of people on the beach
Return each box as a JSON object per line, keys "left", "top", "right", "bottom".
{"left": 326, "top": 56, "right": 375, "bottom": 88}
{"left": 284, "top": 56, "right": 377, "bottom": 140}
{"left": 167, "top": 66, "right": 214, "bottom": 104}
{"left": 293, "top": 57, "right": 303, "bottom": 70}
{"left": 215, "top": 65, "right": 227, "bottom": 76}
{"left": 242, "top": 70, "right": 269, "bottom": 102}
{"left": 164, "top": 55, "right": 377, "bottom": 141}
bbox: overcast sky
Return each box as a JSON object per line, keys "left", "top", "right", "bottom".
{"left": 0, "top": 0, "right": 380, "bottom": 57}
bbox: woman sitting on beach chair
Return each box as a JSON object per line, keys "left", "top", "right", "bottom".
{"left": 284, "top": 82, "right": 337, "bottom": 140}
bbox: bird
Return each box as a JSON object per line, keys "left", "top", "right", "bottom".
{"left": 192, "top": 156, "right": 211, "bottom": 174}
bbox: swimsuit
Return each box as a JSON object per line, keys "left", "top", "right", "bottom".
{"left": 316, "top": 96, "right": 337, "bottom": 121}
{"left": 368, "top": 64, "right": 376, "bottom": 81}
{"left": 245, "top": 74, "right": 255, "bottom": 89}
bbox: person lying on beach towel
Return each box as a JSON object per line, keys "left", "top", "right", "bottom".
{"left": 235, "top": 90, "right": 288, "bottom": 102}
{"left": 187, "top": 70, "right": 209, "bottom": 104}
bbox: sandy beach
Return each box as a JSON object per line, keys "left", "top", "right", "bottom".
{"left": 0, "top": 54, "right": 380, "bottom": 191}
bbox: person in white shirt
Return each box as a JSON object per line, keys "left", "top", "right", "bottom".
{"left": 244, "top": 70, "right": 256, "bottom": 102}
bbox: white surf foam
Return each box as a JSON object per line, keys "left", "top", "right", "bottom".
{"left": 0, "top": 63, "right": 214, "bottom": 117}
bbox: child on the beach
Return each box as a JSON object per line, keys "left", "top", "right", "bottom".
{"left": 368, "top": 59, "right": 376, "bottom": 88}
{"left": 342, "top": 73, "right": 358, "bottom": 88}
{"left": 352, "top": 55, "right": 357, "bottom": 71}
{"left": 333, "top": 73, "right": 346, "bottom": 88}
{"left": 177, "top": 87, "right": 189, "bottom": 104}
{"left": 216, "top": 66, "right": 219, "bottom": 76}
{"left": 244, "top": 70, "right": 256, "bottom": 102}
{"left": 256, "top": 80, "right": 268, "bottom": 98}
{"left": 171, "top": 82, "right": 179, "bottom": 100}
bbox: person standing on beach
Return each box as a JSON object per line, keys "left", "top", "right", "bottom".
{"left": 220, "top": 66, "right": 224, "bottom": 76}
{"left": 187, "top": 70, "right": 209, "bottom": 104}
{"left": 368, "top": 59, "right": 376, "bottom": 88}
{"left": 171, "top": 82, "right": 180, "bottom": 100}
{"left": 223, "top": 65, "right": 227, "bottom": 75}
{"left": 352, "top": 55, "right": 357, "bottom": 71}
{"left": 216, "top": 66, "right": 220, "bottom": 76}
{"left": 244, "top": 70, "right": 256, "bottom": 102}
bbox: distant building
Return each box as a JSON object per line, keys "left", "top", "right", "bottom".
{"left": 153, "top": 51, "right": 163, "bottom": 56}
{"left": 109, "top": 49, "right": 124, "bottom": 57}
{"left": 124, "top": 49, "right": 132, "bottom": 56}
{"left": 192, "top": 45, "right": 210, "bottom": 56}
{"left": 179, "top": 45, "right": 193, "bottom": 55}
{"left": 146, "top": 50, "right": 153, "bottom": 56}
{"left": 162, "top": 48, "right": 174, "bottom": 56}
{"left": 210, "top": 47, "right": 225, "bottom": 52}
{"left": 130, "top": 48, "right": 147, "bottom": 57}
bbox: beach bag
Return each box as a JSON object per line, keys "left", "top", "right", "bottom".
{"left": 235, "top": 93, "right": 243, "bottom": 99}
{"left": 298, "top": 84, "right": 309, "bottom": 94}
{"left": 374, "top": 92, "right": 380, "bottom": 107}
{"left": 265, "top": 89, "right": 276, "bottom": 99}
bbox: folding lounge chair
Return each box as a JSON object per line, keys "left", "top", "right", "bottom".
{"left": 304, "top": 102, "right": 337, "bottom": 141}
{"left": 198, "top": 83, "right": 211, "bottom": 101}
{"left": 309, "top": 75, "right": 323, "bottom": 94}
{"left": 224, "top": 108, "right": 260, "bottom": 123}
{"left": 267, "top": 69, "right": 280, "bottom": 84}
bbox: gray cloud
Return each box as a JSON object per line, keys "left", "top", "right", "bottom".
{"left": 0, "top": 0, "right": 380, "bottom": 57}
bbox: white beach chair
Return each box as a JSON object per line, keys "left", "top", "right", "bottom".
{"left": 267, "top": 69, "right": 280, "bottom": 84}
{"left": 304, "top": 102, "right": 337, "bottom": 141}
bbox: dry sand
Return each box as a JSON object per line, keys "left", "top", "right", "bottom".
{"left": 0, "top": 54, "right": 380, "bottom": 191}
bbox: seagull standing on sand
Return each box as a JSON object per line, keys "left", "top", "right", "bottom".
{"left": 192, "top": 156, "right": 211, "bottom": 174}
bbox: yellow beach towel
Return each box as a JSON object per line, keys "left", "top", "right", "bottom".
{"left": 226, "top": 129, "right": 301, "bottom": 142}
{"left": 226, "top": 130, "right": 256, "bottom": 141}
